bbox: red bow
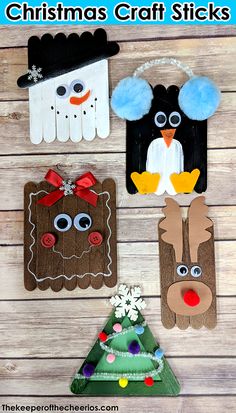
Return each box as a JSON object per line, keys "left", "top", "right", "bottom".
{"left": 37, "top": 169, "right": 98, "bottom": 207}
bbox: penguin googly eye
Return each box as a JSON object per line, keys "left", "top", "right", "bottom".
{"left": 154, "top": 111, "right": 167, "bottom": 128}
{"left": 56, "top": 85, "right": 70, "bottom": 99}
{"left": 169, "top": 111, "right": 181, "bottom": 127}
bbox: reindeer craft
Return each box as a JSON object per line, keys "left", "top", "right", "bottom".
{"left": 24, "top": 170, "right": 117, "bottom": 291}
{"left": 158, "top": 197, "right": 216, "bottom": 329}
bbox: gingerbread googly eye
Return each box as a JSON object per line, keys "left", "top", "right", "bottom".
{"left": 191, "top": 265, "right": 202, "bottom": 278}
{"left": 74, "top": 213, "right": 92, "bottom": 232}
{"left": 176, "top": 264, "right": 189, "bottom": 277}
{"left": 154, "top": 111, "right": 167, "bottom": 128}
{"left": 54, "top": 214, "right": 72, "bottom": 232}
{"left": 169, "top": 111, "right": 181, "bottom": 127}
{"left": 56, "top": 85, "right": 70, "bottom": 98}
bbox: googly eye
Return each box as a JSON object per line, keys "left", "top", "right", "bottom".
{"left": 176, "top": 265, "right": 189, "bottom": 277}
{"left": 74, "top": 213, "right": 92, "bottom": 232}
{"left": 154, "top": 111, "right": 167, "bottom": 128}
{"left": 56, "top": 85, "right": 70, "bottom": 99}
{"left": 191, "top": 265, "right": 202, "bottom": 278}
{"left": 169, "top": 111, "right": 181, "bottom": 127}
{"left": 54, "top": 214, "right": 72, "bottom": 232}
{"left": 70, "top": 80, "right": 85, "bottom": 94}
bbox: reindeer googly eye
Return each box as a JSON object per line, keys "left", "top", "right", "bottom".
{"left": 191, "top": 265, "right": 202, "bottom": 278}
{"left": 154, "top": 111, "right": 167, "bottom": 128}
{"left": 176, "top": 264, "right": 189, "bottom": 277}
{"left": 70, "top": 80, "right": 85, "bottom": 94}
{"left": 169, "top": 111, "right": 181, "bottom": 127}
{"left": 56, "top": 85, "right": 70, "bottom": 99}
{"left": 54, "top": 214, "right": 72, "bottom": 232}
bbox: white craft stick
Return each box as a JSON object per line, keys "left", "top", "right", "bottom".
{"left": 55, "top": 73, "right": 70, "bottom": 142}
{"left": 94, "top": 60, "right": 110, "bottom": 139}
{"left": 29, "top": 84, "right": 43, "bottom": 144}
{"left": 78, "top": 64, "right": 97, "bottom": 141}
{"left": 81, "top": 97, "right": 96, "bottom": 141}
{"left": 67, "top": 71, "right": 83, "bottom": 142}
{"left": 42, "top": 79, "right": 56, "bottom": 143}
{"left": 69, "top": 105, "right": 83, "bottom": 142}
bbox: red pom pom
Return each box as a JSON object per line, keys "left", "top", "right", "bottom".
{"left": 183, "top": 289, "right": 200, "bottom": 307}
{"left": 98, "top": 331, "right": 107, "bottom": 342}
{"left": 144, "top": 377, "right": 154, "bottom": 387}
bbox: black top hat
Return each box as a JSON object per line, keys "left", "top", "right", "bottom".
{"left": 17, "top": 28, "right": 120, "bottom": 89}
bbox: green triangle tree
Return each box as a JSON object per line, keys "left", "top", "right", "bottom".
{"left": 71, "top": 285, "right": 180, "bottom": 396}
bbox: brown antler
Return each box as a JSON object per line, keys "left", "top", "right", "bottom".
{"left": 159, "top": 198, "right": 183, "bottom": 262}
{"left": 188, "top": 196, "right": 213, "bottom": 262}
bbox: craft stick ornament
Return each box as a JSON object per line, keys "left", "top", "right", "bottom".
{"left": 17, "top": 29, "right": 119, "bottom": 144}
{"left": 24, "top": 170, "right": 117, "bottom": 291}
{"left": 158, "top": 197, "right": 216, "bottom": 329}
{"left": 111, "top": 58, "right": 221, "bottom": 195}
{"left": 71, "top": 284, "right": 180, "bottom": 396}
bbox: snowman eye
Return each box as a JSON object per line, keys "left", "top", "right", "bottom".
{"left": 154, "top": 111, "right": 167, "bottom": 128}
{"left": 70, "top": 80, "right": 85, "bottom": 94}
{"left": 169, "top": 111, "right": 181, "bottom": 127}
{"left": 56, "top": 85, "right": 70, "bottom": 99}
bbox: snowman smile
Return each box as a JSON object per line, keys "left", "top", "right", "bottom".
{"left": 70, "top": 90, "right": 91, "bottom": 106}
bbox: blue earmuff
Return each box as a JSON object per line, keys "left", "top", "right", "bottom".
{"left": 111, "top": 58, "right": 221, "bottom": 122}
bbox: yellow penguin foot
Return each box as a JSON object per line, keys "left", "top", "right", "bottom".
{"left": 131, "top": 171, "right": 160, "bottom": 194}
{"left": 170, "top": 169, "right": 200, "bottom": 193}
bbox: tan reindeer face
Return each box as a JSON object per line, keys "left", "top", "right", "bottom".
{"left": 158, "top": 197, "right": 216, "bottom": 329}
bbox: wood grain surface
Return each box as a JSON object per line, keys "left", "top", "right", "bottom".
{"left": 0, "top": 25, "right": 235, "bottom": 412}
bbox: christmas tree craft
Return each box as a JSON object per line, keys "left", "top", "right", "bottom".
{"left": 71, "top": 285, "right": 180, "bottom": 396}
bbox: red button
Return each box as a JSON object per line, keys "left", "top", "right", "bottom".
{"left": 41, "top": 233, "right": 56, "bottom": 248}
{"left": 88, "top": 231, "right": 103, "bottom": 246}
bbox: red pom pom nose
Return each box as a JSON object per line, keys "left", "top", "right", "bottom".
{"left": 183, "top": 289, "right": 200, "bottom": 307}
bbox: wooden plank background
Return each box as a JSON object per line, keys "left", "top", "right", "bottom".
{"left": 0, "top": 25, "right": 235, "bottom": 412}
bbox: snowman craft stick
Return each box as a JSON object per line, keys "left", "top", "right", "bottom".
{"left": 17, "top": 29, "right": 119, "bottom": 144}
{"left": 111, "top": 58, "right": 221, "bottom": 195}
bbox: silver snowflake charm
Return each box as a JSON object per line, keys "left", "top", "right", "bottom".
{"left": 59, "top": 179, "right": 76, "bottom": 196}
{"left": 110, "top": 284, "right": 146, "bottom": 321}
{"left": 27, "top": 65, "right": 43, "bottom": 83}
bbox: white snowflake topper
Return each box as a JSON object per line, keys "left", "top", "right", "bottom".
{"left": 59, "top": 179, "right": 76, "bottom": 196}
{"left": 110, "top": 284, "right": 146, "bottom": 321}
{"left": 27, "top": 65, "right": 43, "bottom": 83}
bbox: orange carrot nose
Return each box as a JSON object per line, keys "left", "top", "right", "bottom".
{"left": 183, "top": 290, "right": 200, "bottom": 307}
{"left": 161, "top": 129, "right": 176, "bottom": 147}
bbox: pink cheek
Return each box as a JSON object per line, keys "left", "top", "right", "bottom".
{"left": 40, "top": 233, "right": 56, "bottom": 249}
{"left": 88, "top": 231, "right": 103, "bottom": 246}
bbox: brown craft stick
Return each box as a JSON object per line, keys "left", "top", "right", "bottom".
{"left": 24, "top": 182, "right": 37, "bottom": 291}
{"left": 158, "top": 218, "right": 176, "bottom": 329}
{"left": 89, "top": 181, "right": 104, "bottom": 290}
{"left": 175, "top": 314, "right": 190, "bottom": 330}
{"left": 62, "top": 194, "right": 78, "bottom": 291}
{"left": 102, "top": 178, "right": 117, "bottom": 288}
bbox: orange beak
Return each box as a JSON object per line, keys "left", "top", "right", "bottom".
{"left": 161, "top": 129, "right": 176, "bottom": 147}
{"left": 70, "top": 90, "right": 91, "bottom": 106}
